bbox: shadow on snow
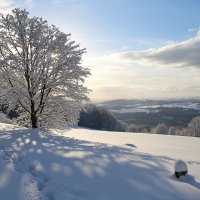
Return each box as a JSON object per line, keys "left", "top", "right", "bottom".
{"left": 0, "top": 127, "right": 200, "bottom": 200}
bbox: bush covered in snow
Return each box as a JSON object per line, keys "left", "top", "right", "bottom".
{"left": 0, "top": 112, "right": 12, "bottom": 124}
{"left": 0, "top": 104, "right": 19, "bottom": 119}
{"left": 78, "top": 104, "right": 126, "bottom": 132}
{"left": 168, "top": 127, "right": 175, "bottom": 135}
{"left": 179, "top": 128, "right": 191, "bottom": 136}
{"left": 127, "top": 123, "right": 139, "bottom": 133}
{"left": 151, "top": 123, "right": 168, "bottom": 134}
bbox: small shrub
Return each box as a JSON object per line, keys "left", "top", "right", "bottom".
{"left": 168, "top": 127, "right": 175, "bottom": 135}
{"left": 151, "top": 123, "right": 168, "bottom": 134}
{"left": 0, "top": 112, "right": 12, "bottom": 124}
{"left": 127, "top": 123, "right": 138, "bottom": 133}
{"left": 78, "top": 104, "right": 126, "bottom": 132}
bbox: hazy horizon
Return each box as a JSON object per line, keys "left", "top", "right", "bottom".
{"left": 91, "top": 96, "right": 200, "bottom": 103}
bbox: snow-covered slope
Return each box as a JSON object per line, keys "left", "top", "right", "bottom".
{"left": 0, "top": 122, "right": 200, "bottom": 200}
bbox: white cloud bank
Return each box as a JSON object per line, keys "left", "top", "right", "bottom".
{"left": 0, "top": 0, "right": 34, "bottom": 15}
{"left": 0, "top": 0, "right": 16, "bottom": 14}
{"left": 84, "top": 32, "right": 200, "bottom": 100}
{"left": 114, "top": 32, "right": 200, "bottom": 69}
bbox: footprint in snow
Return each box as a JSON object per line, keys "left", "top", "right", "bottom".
{"left": 37, "top": 180, "right": 47, "bottom": 191}
{"left": 0, "top": 145, "right": 6, "bottom": 150}
{"left": 44, "top": 189, "right": 56, "bottom": 200}
{"left": 29, "top": 169, "right": 43, "bottom": 177}
{"left": 11, "top": 155, "right": 24, "bottom": 165}
{"left": 43, "top": 174, "right": 52, "bottom": 182}
{"left": 1, "top": 148, "right": 14, "bottom": 161}
{"left": 0, "top": 145, "right": 55, "bottom": 199}
{"left": 28, "top": 162, "right": 37, "bottom": 171}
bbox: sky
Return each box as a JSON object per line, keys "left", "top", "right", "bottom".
{"left": 1, "top": 0, "right": 200, "bottom": 101}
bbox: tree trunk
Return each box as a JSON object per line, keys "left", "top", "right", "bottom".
{"left": 31, "top": 113, "right": 38, "bottom": 128}
{"left": 30, "top": 99, "right": 38, "bottom": 128}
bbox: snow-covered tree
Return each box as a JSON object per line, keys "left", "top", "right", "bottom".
{"left": 180, "top": 128, "right": 188, "bottom": 136}
{"left": 168, "top": 127, "right": 175, "bottom": 135}
{"left": 127, "top": 123, "right": 138, "bottom": 133}
{"left": 78, "top": 104, "right": 126, "bottom": 132}
{"left": 140, "top": 128, "right": 148, "bottom": 133}
{"left": 0, "top": 8, "right": 91, "bottom": 128}
{"left": 0, "top": 112, "right": 12, "bottom": 124}
{"left": 175, "top": 129, "right": 181, "bottom": 136}
{"left": 189, "top": 116, "right": 200, "bottom": 137}
{"left": 151, "top": 123, "right": 168, "bottom": 134}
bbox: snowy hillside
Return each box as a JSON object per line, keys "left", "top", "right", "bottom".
{"left": 0, "top": 122, "right": 200, "bottom": 200}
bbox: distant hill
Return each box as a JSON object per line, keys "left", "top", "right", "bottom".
{"left": 96, "top": 98, "right": 200, "bottom": 128}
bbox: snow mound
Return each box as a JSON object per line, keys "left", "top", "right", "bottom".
{"left": 174, "top": 160, "right": 188, "bottom": 172}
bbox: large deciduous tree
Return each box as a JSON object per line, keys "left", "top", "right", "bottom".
{"left": 0, "top": 8, "right": 91, "bottom": 128}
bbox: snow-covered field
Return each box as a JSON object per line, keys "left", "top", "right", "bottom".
{"left": 0, "top": 122, "right": 200, "bottom": 200}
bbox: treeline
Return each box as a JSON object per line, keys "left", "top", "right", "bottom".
{"left": 78, "top": 104, "right": 200, "bottom": 137}
{"left": 1, "top": 103, "right": 138, "bottom": 132}
{"left": 78, "top": 104, "right": 138, "bottom": 132}
{"left": 1, "top": 103, "right": 200, "bottom": 137}
{"left": 151, "top": 116, "right": 200, "bottom": 137}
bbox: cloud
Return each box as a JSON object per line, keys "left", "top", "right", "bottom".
{"left": 25, "top": 0, "right": 34, "bottom": 7}
{"left": 53, "top": 0, "right": 81, "bottom": 5}
{"left": 188, "top": 27, "right": 200, "bottom": 32}
{"left": 84, "top": 53, "right": 200, "bottom": 100}
{"left": 0, "top": 0, "right": 16, "bottom": 14}
{"left": 88, "top": 83, "right": 200, "bottom": 100}
{"left": 83, "top": 33, "right": 200, "bottom": 100}
{"left": 114, "top": 32, "right": 200, "bottom": 69}
{"left": 183, "top": 85, "right": 200, "bottom": 90}
{"left": 122, "top": 46, "right": 130, "bottom": 49}
{"left": 188, "top": 29, "right": 196, "bottom": 32}
{"left": 0, "top": 0, "right": 34, "bottom": 15}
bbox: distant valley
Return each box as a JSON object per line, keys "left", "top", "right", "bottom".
{"left": 96, "top": 98, "right": 200, "bottom": 129}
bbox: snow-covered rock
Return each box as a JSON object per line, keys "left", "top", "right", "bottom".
{"left": 174, "top": 160, "right": 188, "bottom": 172}
{"left": 174, "top": 160, "right": 188, "bottom": 178}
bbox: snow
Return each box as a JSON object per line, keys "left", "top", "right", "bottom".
{"left": 162, "top": 103, "right": 200, "bottom": 110}
{"left": 0, "top": 122, "right": 200, "bottom": 200}
{"left": 99, "top": 102, "right": 200, "bottom": 114}
{"left": 141, "top": 102, "right": 200, "bottom": 110}
{"left": 174, "top": 160, "right": 188, "bottom": 172}
{"left": 162, "top": 116, "right": 174, "bottom": 119}
{"left": 108, "top": 102, "right": 200, "bottom": 113}
{"left": 109, "top": 108, "right": 150, "bottom": 113}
